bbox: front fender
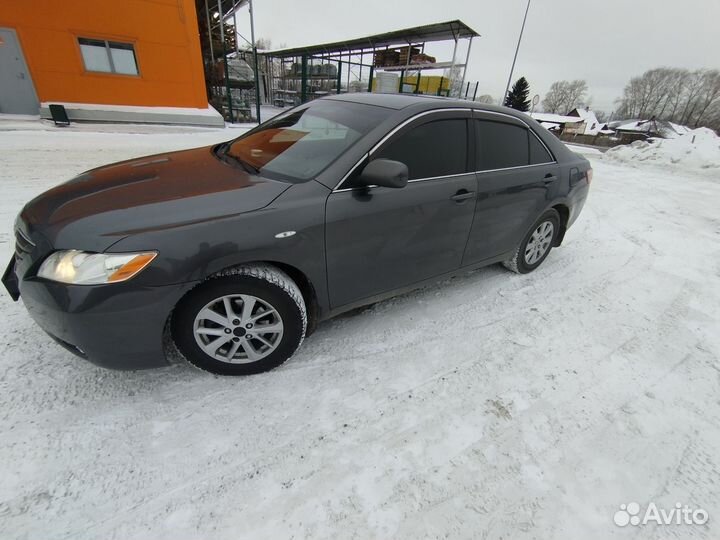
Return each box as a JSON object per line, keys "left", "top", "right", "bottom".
{"left": 107, "top": 181, "right": 331, "bottom": 315}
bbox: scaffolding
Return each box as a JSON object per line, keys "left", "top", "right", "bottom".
{"left": 197, "top": 0, "right": 262, "bottom": 122}
{"left": 262, "top": 20, "right": 480, "bottom": 108}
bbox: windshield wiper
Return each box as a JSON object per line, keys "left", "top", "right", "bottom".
{"left": 234, "top": 157, "right": 259, "bottom": 175}
{"left": 215, "top": 143, "right": 259, "bottom": 175}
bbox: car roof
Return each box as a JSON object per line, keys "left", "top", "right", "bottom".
{"left": 322, "top": 92, "right": 514, "bottom": 116}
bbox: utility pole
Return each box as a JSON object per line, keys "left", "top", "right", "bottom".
{"left": 503, "top": 0, "right": 531, "bottom": 104}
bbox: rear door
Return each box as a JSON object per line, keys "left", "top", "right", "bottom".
{"left": 462, "top": 113, "right": 559, "bottom": 265}
{"left": 325, "top": 110, "right": 477, "bottom": 308}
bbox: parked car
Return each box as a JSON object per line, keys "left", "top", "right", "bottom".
{"left": 3, "top": 94, "right": 592, "bottom": 375}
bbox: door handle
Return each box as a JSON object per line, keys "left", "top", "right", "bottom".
{"left": 543, "top": 174, "right": 558, "bottom": 185}
{"left": 450, "top": 190, "right": 476, "bottom": 202}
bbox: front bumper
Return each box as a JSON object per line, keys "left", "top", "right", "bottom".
{"left": 4, "top": 257, "right": 196, "bottom": 370}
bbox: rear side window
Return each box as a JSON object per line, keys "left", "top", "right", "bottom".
{"left": 529, "top": 132, "right": 554, "bottom": 164}
{"left": 375, "top": 119, "right": 467, "bottom": 180}
{"left": 475, "top": 120, "right": 528, "bottom": 170}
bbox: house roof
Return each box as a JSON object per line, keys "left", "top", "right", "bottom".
{"left": 568, "top": 107, "right": 599, "bottom": 124}
{"left": 266, "top": 20, "right": 479, "bottom": 58}
{"left": 612, "top": 119, "right": 689, "bottom": 139}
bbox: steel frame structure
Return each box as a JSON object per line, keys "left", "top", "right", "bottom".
{"left": 263, "top": 20, "right": 479, "bottom": 107}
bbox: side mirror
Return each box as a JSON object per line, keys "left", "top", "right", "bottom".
{"left": 357, "top": 159, "right": 409, "bottom": 189}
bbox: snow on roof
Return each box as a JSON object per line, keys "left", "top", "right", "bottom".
{"left": 614, "top": 120, "right": 647, "bottom": 131}
{"left": 569, "top": 107, "right": 599, "bottom": 125}
{"left": 613, "top": 119, "right": 692, "bottom": 139}
{"left": 566, "top": 107, "right": 608, "bottom": 135}
{"left": 531, "top": 112, "right": 583, "bottom": 124}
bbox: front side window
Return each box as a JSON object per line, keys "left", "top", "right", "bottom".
{"left": 223, "top": 100, "right": 390, "bottom": 181}
{"left": 374, "top": 119, "right": 468, "bottom": 180}
{"left": 79, "top": 38, "right": 138, "bottom": 75}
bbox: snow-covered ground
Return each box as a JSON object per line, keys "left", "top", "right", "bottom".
{"left": 1, "top": 121, "right": 719, "bottom": 539}
{"left": 605, "top": 127, "right": 720, "bottom": 170}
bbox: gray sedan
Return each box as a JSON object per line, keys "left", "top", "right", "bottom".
{"left": 3, "top": 93, "right": 591, "bottom": 375}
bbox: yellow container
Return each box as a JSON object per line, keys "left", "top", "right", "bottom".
{"left": 372, "top": 74, "right": 450, "bottom": 95}
{"left": 404, "top": 75, "right": 450, "bottom": 95}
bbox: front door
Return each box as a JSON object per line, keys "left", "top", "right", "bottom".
{"left": 0, "top": 28, "right": 39, "bottom": 115}
{"left": 325, "top": 111, "right": 477, "bottom": 308}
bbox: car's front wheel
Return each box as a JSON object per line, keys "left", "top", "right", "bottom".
{"left": 172, "top": 265, "right": 306, "bottom": 375}
{"left": 503, "top": 209, "right": 560, "bottom": 274}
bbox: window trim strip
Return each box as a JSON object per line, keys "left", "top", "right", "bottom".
{"left": 475, "top": 161, "right": 556, "bottom": 175}
{"left": 333, "top": 171, "right": 474, "bottom": 193}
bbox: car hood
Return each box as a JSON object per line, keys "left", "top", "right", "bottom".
{"left": 20, "top": 145, "right": 293, "bottom": 252}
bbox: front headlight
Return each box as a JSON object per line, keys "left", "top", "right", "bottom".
{"left": 37, "top": 250, "right": 157, "bottom": 285}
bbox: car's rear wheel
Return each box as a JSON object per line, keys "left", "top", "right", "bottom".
{"left": 503, "top": 210, "right": 560, "bottom": 274}
{"left": 172, "top": 265, "right": 306, "bottom": 375}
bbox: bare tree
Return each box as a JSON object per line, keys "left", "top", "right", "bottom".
{"left": 255, "top": 37, "right": 272, "bottom": 51}
{"left": 688, "top": 70, "right": 720, "bottom": 127}
{"left": 616, "top": 68, "right": 720, "bottom": 129}
{"left": 704, "top": 100, "right": 720, "bottom": 132}
{"left": 542, "top": 80, "right": 589, "bottom": 114}
{"left": 476, "top": 94, "right": 495, "bottom": 104}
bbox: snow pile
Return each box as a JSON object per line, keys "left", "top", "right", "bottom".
{"left": 605, "top": 127, "right": 720, "bottom": 169}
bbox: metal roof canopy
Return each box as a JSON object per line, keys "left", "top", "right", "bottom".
{"left": 267, "top": 20, "right": 480, "bottom": 58}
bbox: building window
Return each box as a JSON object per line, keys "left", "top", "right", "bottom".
{"left": 78, "top": 38, "right": 138, "bottom": 75}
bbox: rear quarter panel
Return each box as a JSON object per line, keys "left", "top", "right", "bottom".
{"left": 560, "top": 153, "right": 591, "bottom": 229}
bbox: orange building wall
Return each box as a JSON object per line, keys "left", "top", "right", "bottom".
{"left": 0, "top": 0, "right": 208, "bottom": 109}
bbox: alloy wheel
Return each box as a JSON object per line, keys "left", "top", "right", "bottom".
{"left": 192, "top": 294, "right": 284, "bottom": 364}
{"left": 524, "top": 221, "right": 554, "bottom": 265}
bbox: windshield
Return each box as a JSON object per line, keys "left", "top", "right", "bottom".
{"left": 222, "top": 100, "right": 390, "bottom": 181}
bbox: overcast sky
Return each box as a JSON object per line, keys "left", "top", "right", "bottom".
{"left": 235, "top": 0, "right": 720, "bottom": 113}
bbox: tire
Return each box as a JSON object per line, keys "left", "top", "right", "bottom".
{"left": 503, "top": 210, "right": 560, "bottom": 274}
{"left": 172, "top": 264, "right": 306, "bottom": 375}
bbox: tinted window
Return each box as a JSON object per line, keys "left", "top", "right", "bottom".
{"left": 475, "top": 120, "right": 529, "bottom": 170}
{"left": 375, "top": 119, "right": 467, "bottom": 180}
{"left": 529, "top": 131, "right": 554, "bottom": 164}
{"left": 224, "top": 100, "right": 390, "bottom": 181}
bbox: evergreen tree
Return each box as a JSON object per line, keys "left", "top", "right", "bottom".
{"left": 504, "top": 77, "right": 531, "bottom": 112}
